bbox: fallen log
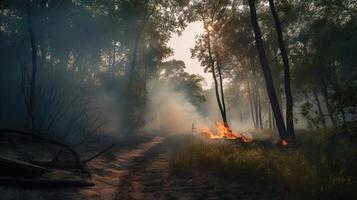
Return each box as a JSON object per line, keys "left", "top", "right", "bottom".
{"left": 0, "top": 177, "right": 94, "bottom": 188}
{"left": 0, "top": 157, "right": 46, "bottom": 178}
{"left": 30, "top": 144, "right": 115, "bottom": 169}
{"left": 0, "top": 129, "right": 89, "bottom": 175}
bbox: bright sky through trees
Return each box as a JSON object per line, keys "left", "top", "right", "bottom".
{"left": 167, "top": 21, "right": 212, "bottom": 89}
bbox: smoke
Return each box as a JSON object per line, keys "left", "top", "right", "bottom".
{"left": 142, "top": 79, "right": 257, "bottom": 136}
{"left": 143, "top": 80, "right": 208, "bottom": 135}
{"left": 91, "top": 92, "right": 120, "bottom": 134}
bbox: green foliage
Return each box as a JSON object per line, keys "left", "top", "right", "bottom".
{"left": 157, "top": 60, "right": 206, "bottom": 106}
{"left": 170, "top": 130, "right": 357, "bottom": 199}
{"left": 301, "top": 102, "right": 326, "bottom": 129}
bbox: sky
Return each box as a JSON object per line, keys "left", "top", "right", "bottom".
{"left": 167, "top": 21, "right": 212, "bottom": 89}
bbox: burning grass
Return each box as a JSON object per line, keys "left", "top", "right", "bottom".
{"left": 201, "top": 122, "right": 253, "bottom": 143}
{"left": 170, "top": 129, "right": 357, "bottom": 199}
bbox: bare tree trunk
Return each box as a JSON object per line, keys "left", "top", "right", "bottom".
{"left": 268, "top": 106, "right": 272, "bottom": 129}
{"left": 258, "top": 93, "right": 263, "bottom": 128}
{"left": 199, "top": 10, "right": 227, "bottom": 126}
{"left": 246, "top": 76, "right": 257, "bottom": 128}
{"left": 207, "top": 32, "right": 226, "bottom": 124}
{"left": 216, "top": 54, "right": 228, "bottom": 124}
{"left": 111, "top": 40, "right": 116, "bottom": 78}
{"left": 252, "top": 60, "right": 257, "bottom": 128}
{"left": 26, "top": 0, "right": 37, "bottom": 130}
{"left": 250, "top": 57, "right": 259, "bottom": 128}
{"left": 247, "top": 0, "right": 288, "bottom": 140}
{"left": 268, "top": 0, "right": 295, "bottom": 140}
{"left": 321, "top": 85, "right": 337, "bottom": 126}
{"left": 127, "top": 29, "right": 142, "bottom": 82}
{"left": 340, "top": 110, "right": 348, "bottom": 132}
{"left": 254, "top": 90, "right": 259, "bottom": 128}
{"left": 312, "top": 88, "right": 326, "bottom": 126}
{"left": 251, "top": 57, "right": 263, "bottom": 129}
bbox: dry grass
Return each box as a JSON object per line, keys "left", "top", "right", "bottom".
{"left": 170, "top": 129, "right": 357, "bottom": 199}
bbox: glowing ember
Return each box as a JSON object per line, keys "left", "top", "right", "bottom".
{"left": 280, "top": 139, "right": 289, "bottom": 146}
{"left": 201, "top": 122, "right": 252, "bottom": 143}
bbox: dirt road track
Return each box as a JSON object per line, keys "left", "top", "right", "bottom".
{"left": 114, "top": 137, "right": 285, "bottom": 200}
{"left": 0, "top": 136, "right": 285, "bottom": 200}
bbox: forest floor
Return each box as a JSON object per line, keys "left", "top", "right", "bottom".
{"left": 0, "top": 134, "right": 285, "bottom": 200}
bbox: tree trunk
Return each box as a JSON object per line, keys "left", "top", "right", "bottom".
{"left": 341, "top": 110, "right": 347, "bottom": 132}
{"left": 321, "top": 84, "right": 337, "bottom": 126}
{"left": 246, "top": 75, "right": 257, "bottom": 128}
{"left": 216, "top": 53, "right": 228, "bottom": 123}
{"left": 268, "top": 106, "right": 272, "bottom": 129}
{"left": 111, "top": 40, "right": 116, "bottom": 78}
{"left": 200, "top": 14, "right": 227, "bottom": 125}
{"left": 258, "top": 93, "right": 263, "bottom": 128}
{"left": 208, "top": 35, "right": 226, "bottom": 124}
{"left": 127, "top": 29, "right": 142, "bottom": 82}
{"left": 268, "top": 0, "right": 295, "bottom": 141}
{"left": 250, "top": 57, "right": 259, "bottom": 128}
{"left": 312, "top": 88, "right": 326, "bottom": 126}
{"left": 26, "top": 0, "right": 37, "bottom": 129}
{"left": 247, "top": 0, "right": 288, "bottom": 140}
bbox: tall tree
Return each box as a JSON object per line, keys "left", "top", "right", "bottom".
{"left": 192, "top": 1, "right": 231, "bottom": 128}
{"left": 25, "top": 0, "right": 37, "bottom": 129}
{"left": 268, "top": 0, "right": 295, "bottom": 140}
{"left": 247, "top": 0, "right": 288, "bottom": 140}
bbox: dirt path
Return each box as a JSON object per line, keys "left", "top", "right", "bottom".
{"left": 115, "top": 138, "right": 172, "bottom": 199}
{"left": 0, "top": 136, "right": 165, "bottom": 200}
{"left": 0, "top": 136, "right": 285, "bottom": 200}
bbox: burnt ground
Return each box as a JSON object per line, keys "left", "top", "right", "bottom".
{"left": 0, "top": 135, "right": 286, "bottom": 200}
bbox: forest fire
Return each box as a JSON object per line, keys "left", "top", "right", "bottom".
{"left": 201, "top": 122, "right": 253, "bottom": 143}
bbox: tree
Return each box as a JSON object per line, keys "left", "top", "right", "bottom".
{"left": 191, "top": 0, "right": 231, "bottom": 128}
{"left": 268, "top": 0, "right": 295, "bottom": 140}
{"left": 247, "top": 0, "right": 288, "bottom": 140}
{"left": 158, "top": 60, "right": 206, "bottom": 106}
{"left": 25, "top": 0, "right": 37, "bottom": 129}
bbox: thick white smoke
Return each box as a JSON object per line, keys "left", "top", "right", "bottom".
{"left": 143, "top": 80, "right": 208, "bottom": 134}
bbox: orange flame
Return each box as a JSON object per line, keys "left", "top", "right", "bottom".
{"left": 201, "top": 122, "right": 252, "bottom": 143}
{"left": 279, "top": 139, "right": 289, "bottom": 146}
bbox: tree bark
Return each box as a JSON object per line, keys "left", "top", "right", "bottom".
{"left": 26, "top": 0, "right": 38, "bottom": 129}
{"left": 268, "top": 0, "right": 295, "bottom": 140}
{"left": 247, "top": 0, "right": 288, "bottom": 140}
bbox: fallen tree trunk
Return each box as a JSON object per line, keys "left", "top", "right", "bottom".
{"left": 0, "top": 156, "right": 46, "bottom": 178}
{"left": 30, "top": 144, "right": 115, "bottom": 168}
{"left": 0, "top": 177, "right": 94, "bottom": 188}
{"left": 0, "top": 129, "right": 88, "bottom": 175}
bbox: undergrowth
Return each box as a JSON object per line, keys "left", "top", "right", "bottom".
{"left": 169, "top": 128, "right": 357, "bottom": 199}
